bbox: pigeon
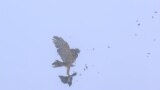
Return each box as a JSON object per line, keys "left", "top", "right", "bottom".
{"left": 59, "top": 72, "right": 77, "bottom": 86}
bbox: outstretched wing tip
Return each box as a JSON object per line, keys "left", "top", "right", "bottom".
{"left": 52, "top": 35, "right": 70, "bottom": 49}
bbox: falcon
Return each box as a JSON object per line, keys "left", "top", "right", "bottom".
{"left": 52, "top": 36, "right": 80, "bottom": 76}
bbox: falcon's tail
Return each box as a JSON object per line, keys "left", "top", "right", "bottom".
{"left": 52, "top": 60, "right": 65, "bottom": 67}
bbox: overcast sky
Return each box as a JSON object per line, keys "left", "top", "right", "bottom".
{"left": 0, "top": 0, "right": 160, "bottom": 90}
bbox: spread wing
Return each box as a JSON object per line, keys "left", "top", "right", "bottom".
{"left": 53, "top": 36, "right": 73, "bottom": 63}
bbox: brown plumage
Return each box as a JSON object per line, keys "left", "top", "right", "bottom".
{"left": 52, "top": 36, "right": 80, "bottom": 76}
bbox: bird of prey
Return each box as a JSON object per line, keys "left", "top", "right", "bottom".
{"left": 52, "top": 36, "right": 80, "bottom": 86}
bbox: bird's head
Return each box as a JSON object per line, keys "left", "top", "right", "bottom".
{"left": 74, "top": 48, "right": 80, "bottom": 54}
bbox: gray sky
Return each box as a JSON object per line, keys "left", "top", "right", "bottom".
{"left": 0, "top": 0, "right": 160, "bottom": 90}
